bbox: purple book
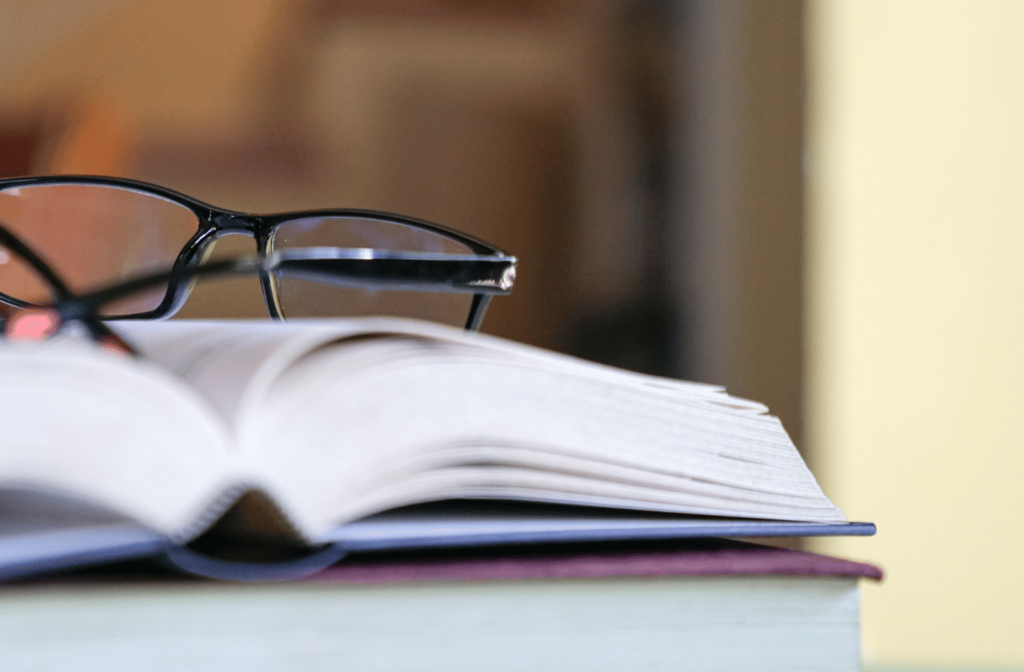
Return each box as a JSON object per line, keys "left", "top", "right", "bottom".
{"left": 312, "top": 539, "right": 883, "bottom": 585}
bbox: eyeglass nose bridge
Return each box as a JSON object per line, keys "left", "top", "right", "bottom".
{"left": 199, "top": 211, "right": 272, "bottom": 260}
{"left": 194, "top": 211, "right": 281, "bottom": 319}
{"left": 210, "top": 211, "right": 262, "bottom": 237}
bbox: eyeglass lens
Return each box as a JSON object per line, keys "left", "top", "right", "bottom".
{"left": 0, "top": 184, "right": 199, "bottom": 315}
{"left": 269, "top": 216, "right": 478, "bottom": 327}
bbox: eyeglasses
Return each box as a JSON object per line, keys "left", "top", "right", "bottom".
{"left": 0, "top": 221, "right": 515, "bottom": 355}
{"left": 0, "top": 175, "right": 516, "bottom": 331}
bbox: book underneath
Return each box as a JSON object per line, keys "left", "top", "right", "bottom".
{"left": 0, "top": 539, "right": 883, "bottom": 672}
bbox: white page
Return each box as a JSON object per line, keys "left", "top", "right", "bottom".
{"left": 109, "top": 319, "right": 839, "bottom": 538}
{"left": 0, "top": 344, "right": 236, "bottom": 537}
{"left": 231, "top": 335, "right": 841, "bottom": 537}
{"left": 120, "top": 318, "right": 768, "bottom": 430}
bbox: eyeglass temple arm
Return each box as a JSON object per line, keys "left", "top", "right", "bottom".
{"left": 54, "top": 251, "right": 516, "bottom": 323}
{"left": 271, "top": 249, "right": 516, "bottom": 293}
{"left": 0, "top": 223, "right": 131, "bottom": 347}
{"left": 0, "top": 225, "right": 74, "bottom": 298}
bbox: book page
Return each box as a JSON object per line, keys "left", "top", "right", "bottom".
{"left": 117, "top": 319, "right": 839, "bottom": 540}
{"left": 121, "top": 318, "right": 767, "bottom": 430}
{"left": 0, "top": 343, "right": 236, "bottom": 538}
{"left": 230, "top": 335, "right": 842, "bottom": 538}
{"left": 119, "top": 320, "right": 370, "bottom": 428}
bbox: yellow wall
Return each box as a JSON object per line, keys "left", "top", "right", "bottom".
{"left": 807, "top": 0, "right": 1024, "bottom": 666}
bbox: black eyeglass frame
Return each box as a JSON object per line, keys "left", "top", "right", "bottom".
{"left": 0, "top": 175, "right": 515, "bottom": 330}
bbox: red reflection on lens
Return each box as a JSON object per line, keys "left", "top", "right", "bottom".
{"left": 5, "top": 308, "right": 60, "bottom": 340}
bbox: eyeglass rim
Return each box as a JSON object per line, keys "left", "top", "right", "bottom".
{"left": 0, "top": 174, "right": 512, "bottom": 328}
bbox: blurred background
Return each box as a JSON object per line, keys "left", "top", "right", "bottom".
{"left": 1, "top": 0, "right": 1022, "bottom": 668}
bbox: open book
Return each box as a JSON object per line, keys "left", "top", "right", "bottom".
{"left": 0, "top": 319, "right": 870, "bottom": 580}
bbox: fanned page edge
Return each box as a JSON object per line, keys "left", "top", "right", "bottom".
{"left": 118, "top": 319, "right": 837, "bottom": 541}
{"left": 122, "top": 318, "right": 769, "bottom": 429}
{"left": 223, "top": 330, "right": 843, "bottom": 538}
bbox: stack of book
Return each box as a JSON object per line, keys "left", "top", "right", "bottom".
{"left": 0, "top": 318, "right": 878, "bottom": 669}
{"left": 2, "top": 539, "right": 880, "bottom": 671}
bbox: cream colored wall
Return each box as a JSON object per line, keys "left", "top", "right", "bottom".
{"left": 807, "top": 0, "right": 1024, "bottom": 666}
